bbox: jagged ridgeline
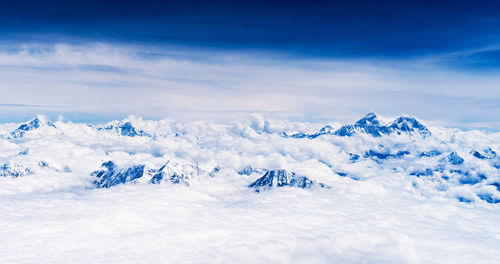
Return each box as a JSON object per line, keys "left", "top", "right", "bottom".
{"left": 0, "top": 113, "right": 498, "bottom": 204}
{"left": 91, "top": 160, "right": 221, "bottom": 188}
{"left": 248, "top": 170, "right": 327, "bottom": 192}
{"left": 283, "top": 112, "right": 431, "bottom": 138}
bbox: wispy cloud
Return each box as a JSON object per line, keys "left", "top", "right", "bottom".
{"left": 0, "top": 103, "right": 69, "bottom": 108}
{"left": 0, "top": 43, "right": 499, "bottom": 129}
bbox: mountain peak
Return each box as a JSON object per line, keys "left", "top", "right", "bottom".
{"left": 18, "top": 115, "right": 54, "bottom": 131}
{"left": 388, "top": 116, "right": 430, "bottom": 135}
{"left": 355, "top": 112, "right": 381, "bottom": 126}
{"left": 287, "top": 113, "right": 430, "bottom": 139}
{"left": 334, "top": 112, "right": 388, "bottom": 137}
{"left": 248, "top": 169, "right": 325, "bottom": 192}
{"left": 10, "top": 115, "right": 56, "bottom": 138}
{"left": 100, "top": 120, "right": 148, "bottom": 137}
{"left": 118, "top": 122, "right": 138, "bottom": 137}
{"left": 331, "top": 113, "right": 430, "bottom": 137}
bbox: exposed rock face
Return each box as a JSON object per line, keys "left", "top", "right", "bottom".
{"left": 99, "top": 121, "right": 149, "bottom": 137}
{"left": 149, "top": 160, "right": 211, "bottom": 185}
{"left": 365, "top": 150, "right": 410, "bottom": 160}
{"left": 92, "top": 161, "right": 147, "bottom": 188}
{"left": 92, "top": 160, "right": 220, "bottom": 188}
{"left": 237, "top": 165, "right": 267, "bottom": 176}
{"left": 419, "top": 150, "right": 441, "bottom": 157}
{"left": 446, "top": 152, "right": 464, "bottom": 165}
{"left": 470, "top": 148, "right": 497, "bottom": 160}
{"left": 387, "top": 116, "right": 431, "bottom": 135}
{"left": 248, "top": 169, "right": 325, "bottom": 192}
{"left": 0, "top": 162, "right": 32, "bottom": 177}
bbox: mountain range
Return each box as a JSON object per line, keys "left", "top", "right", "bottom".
{"left": 284, "top": 112, "right": 431, "bottom": 138}
{"left": 0, "top": 113, "right": 498, "bottom": 204}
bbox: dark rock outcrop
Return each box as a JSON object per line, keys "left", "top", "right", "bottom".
{"left": 249, "top": 169, "right": 326, "bottom": 192}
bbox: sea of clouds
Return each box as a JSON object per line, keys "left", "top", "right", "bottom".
{"left": 0, "top": 113, "right": 499, "bottom": 263}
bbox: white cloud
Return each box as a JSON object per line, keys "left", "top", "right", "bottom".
{"left": 0, "top": 43, "right": 499, "bottom": 129}
{"left": 0, "top": 114, "right": 499, "bottom": 263}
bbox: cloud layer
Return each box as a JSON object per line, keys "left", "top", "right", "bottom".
{"left": 0, "top": 43, "right": 499, "bottom": 129}
{"left": 0, "top": 114, "right": 499, "bottom": 263}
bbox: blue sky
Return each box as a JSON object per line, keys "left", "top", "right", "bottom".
{"left": 0, "top": 0, "right": 499, "bottom": 129}
{"left": 2, "top": 0, "right": 500, "bottom": 59}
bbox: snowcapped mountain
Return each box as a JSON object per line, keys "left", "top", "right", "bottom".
{"left": 332, "top": 112, "right": 390, "bottom": 137}
{"left": 248, "top": 169, "right": 326, "bottom": 192}
{"left": 92, "top": 161, "right": 146, "bottom": 188}
{"left": 354, "top": 112, "right": 381, "bottom": 126}
{"left": 98, "top": 121, "right": 149, "bottom": 137}
{"left": 287, "top": 112, "right": 431, "bottom": 138}
{"left": 471, "top": 147, "right": 497, "bottom": 160}
{"left": 92, "top": 160, "right": 221, "bottom": 188}
{"left": 10, "top": 114, "right": 56, "bottom": 138}
{"left": 0, "top": 113, "right": 498, "bottom": 204}
{"left": 387, "top": 116, "right": 431, "bottom": 135}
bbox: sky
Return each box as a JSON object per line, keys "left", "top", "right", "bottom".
{"left": 0, "top": 0, "right": 499, "bottom": 129}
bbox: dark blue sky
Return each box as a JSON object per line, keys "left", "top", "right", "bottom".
{"left": 1, "top": 0, "right": 500, "bottom": 60}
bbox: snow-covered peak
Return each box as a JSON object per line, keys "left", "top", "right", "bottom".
{"left": 334, "top": 113, "right": 389, "bottom": 137}
{"left": 287, "top": 113, "right": 431, "bottom": 138}
{"left": 99, "top": 120, "right": 149, "bottom": 137}
{"left": 92, "top": 159, "right": 221, "bottom": 188}
{"left": 388, "top": 116, "right": 430, "bottom": 135}
{"left": 117, "top": 122, "right": 139, "bottom": 137}
{"left": 17, "top": 115, "right": 54, "bottom": 131}
{"left": 355, "top": 112, "right": 382, "bottom": 126}
{"left": 318, "top": 125, "right": 335, "bottom": 134}
{"left": 10, "top": 115, "right": 56, "bottom": 138}
{"left": 248, "top": 169, "right": 326, "bottom": 192}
